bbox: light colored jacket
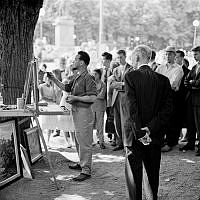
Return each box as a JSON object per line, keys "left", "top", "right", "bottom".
{"left": 110, "top": 63, "right": 132, "bottom": 106}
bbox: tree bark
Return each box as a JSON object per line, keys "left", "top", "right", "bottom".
{"left": 0, "top": 0, "right": 43, "bottom": 105}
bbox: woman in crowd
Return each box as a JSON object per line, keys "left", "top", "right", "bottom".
{"left": 38, "top": 71, "right": 57, "bottom": 146}
{"left": 92, "top": 69, "right": 107, "bottom": 149}
{"left": 57, "top": 63, "right": 77, "bottom": 148}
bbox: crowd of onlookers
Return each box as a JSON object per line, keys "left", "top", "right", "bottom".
{"left": 37, "top": 45, "right": 200, "bottom": 157}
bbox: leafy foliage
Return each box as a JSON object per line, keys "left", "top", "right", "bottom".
{"left": 35, "top": 0, "right": 200, "bottom": 49}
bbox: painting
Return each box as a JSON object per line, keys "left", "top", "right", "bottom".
{"left": 24, "top": 127, "right": 42, "bottom": 164}
{"left": 0, "top": 119, "right": 21, "bottom": 188}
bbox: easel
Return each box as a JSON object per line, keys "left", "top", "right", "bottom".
{"left": 22, "top": 58, "right": 59, "bottom": 189}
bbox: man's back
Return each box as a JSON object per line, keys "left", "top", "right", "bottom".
{"left": 125, "top": 65, "right": 172, "bottom": 144}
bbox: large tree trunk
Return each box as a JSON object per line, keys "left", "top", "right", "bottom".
{"left": 0, "top": 0, "right": 43, "bottom": 105}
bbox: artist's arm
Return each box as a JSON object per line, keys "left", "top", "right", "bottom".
{"left": 66, "top": 75, "right": 97, "bottom": 104}
{"left": 67, "top": 95, "right": 96, "bottom": 103}
{"left": 47, "top": 72, "right": 72, "bottom": 92}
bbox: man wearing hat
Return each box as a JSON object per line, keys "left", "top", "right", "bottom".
{"left": 156, "top": 46, "right": 184, "bottom": 152}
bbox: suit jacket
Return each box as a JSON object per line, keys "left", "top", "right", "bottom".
{"left": 110, "top": 63, "right": 132, "bottom": 107}
{"left": 101, "top": 67, "right": 114, "bottom": 107}
{"left": 124, "top": 65, "right": 173, "bottom": 147}
{"left": 178, "top": 65, "right": 190, "bottom": 99}
{"left": 185, "top": 64, "right": 200, "bottom": 106}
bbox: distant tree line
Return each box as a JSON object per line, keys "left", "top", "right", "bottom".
{"left": 36, "top": 0, "right": 200, "bottom": 50}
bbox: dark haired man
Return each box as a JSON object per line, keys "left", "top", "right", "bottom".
{"left": 102, "top": 52, "right": 112, "bottom": 68}
{"left": 110, "top": 49, "right": 133, "bottom": 151}
{"left": 175, "top": 50, "right": 185, "bottom": 65}
{"left": 175, "top": 50, "right": 191, "bottom": 143}
{"left": 48, "top": 51, "right": 97, "bottom": 180}
{"left": 183, "top": 46, "right": 200, "bottom": 156}
{"left": 149, "top": 50, "right": 159, "bottom": 71}
{"left": 101, "top": 52, "right": 117, "bottom": 143}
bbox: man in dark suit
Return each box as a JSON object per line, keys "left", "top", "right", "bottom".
{"left": 182, "top": 46, "right": 200, "bottom": 156}
{"left": 175, "top": 51, "right": 191, "bottom": 143}
{"left": 110, "top": 49, "right": 132, "bottom": 151}
{"left": 124, "top": 45, "right": 173, "bottom": 199}
{"left": 101, "top": 52, "right": 116, "bottom": 142}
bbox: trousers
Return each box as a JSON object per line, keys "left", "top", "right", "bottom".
{"left": 93, "top": 110, "right": 105, "bottom": 143}
{"left": 113, "top": 92, "right": 125, "bottom": 146}
{"left": 125, "top": 142, "right": 161, "bottom": 200}
{"left": 72, "top": 106, "right": 93, "bottom": 175}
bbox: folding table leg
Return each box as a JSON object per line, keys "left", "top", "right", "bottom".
{"left": 34, "top": 116, "right": 59, "bottom": 190}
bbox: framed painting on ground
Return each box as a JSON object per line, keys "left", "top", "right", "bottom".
{"left": 0, "top": 119, "right": 22, "bottom": 188}
{"left": 24, "top": 127, "right": 42, "bottom": 164}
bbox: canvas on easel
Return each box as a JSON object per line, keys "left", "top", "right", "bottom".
{"left": 23, "top": 58, "right": 39, "bottom": 112}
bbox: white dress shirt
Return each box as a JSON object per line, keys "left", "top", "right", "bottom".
{"left": 156, "top": 62, "right": 184, "bottom": 91}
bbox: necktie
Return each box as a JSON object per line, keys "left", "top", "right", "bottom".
{"left": 104, "top": 69, "right": 108, "bottom": 84}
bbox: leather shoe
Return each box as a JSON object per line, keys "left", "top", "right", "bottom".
{"left": 179, "top": 144, "right": 195, "bottom": 152}
{"left": 72, "top": 173, "right": 91, "bottom": 181}
{"left": 68, "top": 163, "right": 82, "bottom": 170}
{"left": 161, "top": 144, "right": 172, "bottom": 152}
{"left": 113, "top": 145, "right": 123, "bottom": 151}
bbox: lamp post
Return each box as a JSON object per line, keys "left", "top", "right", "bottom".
{"left": 98, "top": 0, "right": 103, "bottom": 58}
{"left": 39, "top": 8, "right": 45, "bottom": 39}
{"left": 193, "top": 20, "right": 199, "bottom": 47}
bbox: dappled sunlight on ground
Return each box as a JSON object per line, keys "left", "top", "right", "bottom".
{"left": 93, "top": 153, "right": 125, "bottom": 163}
{"left": 55, "top": 174, "right": 74, "bottom": 181}
{"left": 103, "top": 190, "right": 115, "bottom": 196}
{"left": 59, "top": 151, "right": 79, "bottom": 163}
{"left": 181, "top": 158, "right": 196, "bottom": 164}
{"left": 54, "top": 194, "right": 89, "bottom": 200}
{"left": 43, "top": 170, "right": 50, "bottom": 173}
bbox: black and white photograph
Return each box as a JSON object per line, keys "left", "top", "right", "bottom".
{"left": 0, "top": 0, "right": 200, "bottom": 199}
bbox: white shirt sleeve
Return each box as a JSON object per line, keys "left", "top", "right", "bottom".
{"left": 171, "top": 67, "right": 184, "bottom": 91}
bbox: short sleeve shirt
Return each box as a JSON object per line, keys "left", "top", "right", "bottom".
{"left": 64, "top": 70, "right": 97, "bottom": 96}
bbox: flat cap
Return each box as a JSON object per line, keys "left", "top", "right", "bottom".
{"left": 165, "top": 46, "right": 176, "bottom": 53}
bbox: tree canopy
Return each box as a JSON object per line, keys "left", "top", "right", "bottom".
{"left": 37, "top": 0, "right": 200, "bottom": 50}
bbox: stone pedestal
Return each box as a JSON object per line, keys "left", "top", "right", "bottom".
{"left": 54, "top": 16, "right": 75, "bottom": 54}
